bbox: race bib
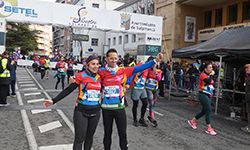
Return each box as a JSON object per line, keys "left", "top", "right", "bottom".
{"left": 148, "top": 79, "right": 157, "bottom": 86}
{"left": 87, "top": 90, "right": 100, "bottom": 101}
{"left": 59, "top": 68, "right": 64, "bottom": 73}
{"left": 104, "top": 86, "right": 119, "bottom": 97}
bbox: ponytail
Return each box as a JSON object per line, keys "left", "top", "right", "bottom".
{"left": 199, "top": 62, "right": 212, "bottom": 72}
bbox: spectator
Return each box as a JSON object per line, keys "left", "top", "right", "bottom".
{"left": 0, "top": 51, "right": 14, "bottom": 106}
{"left": 128, "top": 57, "right": 136, "bottom": 67}
{"left": 173, "top": 62, "right": 181, "bottom": 88}
{"left": 7, "top": 55, "right": 17, "bottom": 97}
{"left": 186, "top": 64, "right": 198, "bottom": 93}
{"left": 159, "top": 60, "right": 166, "bottom": 97}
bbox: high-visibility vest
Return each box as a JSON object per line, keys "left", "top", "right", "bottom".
{"left": 45, "top": 59, "right": 50, "bottom": 67}
{"left": 0, "top": 58, "right": 10, "bottom": 77}
{"left": 220, "top": 68, "right": 224, "bottom": 79}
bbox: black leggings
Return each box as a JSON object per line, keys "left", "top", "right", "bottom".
{"left": 73, "top": 107, "right": 100, "bottom": 150}
{"left": 40, "top": 68, "right": 45, "bottom": 79}
{"left": 0, "top": 84, "right": 8, "bottom": 104}
{"left": 102, "top": 108, "right": 128, "bottom": 150}
{"left": 67, "top": 70, "right": 74, "bottom": 84}
{"left": 55, "top": 75, "right": 65, "bottom": 90}
{"left": 132, "top": 98, "right": 148, "bottom": 120}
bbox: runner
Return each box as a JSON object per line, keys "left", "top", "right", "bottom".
{"left": 54, "top": 56, "right": 66, "bottom": 90}
{"left": 145, "top": 56, "right": 162, "bottom": 127}
{"left": 126, "top": 61, "right": 148, "bottom": 127}
{"left": 188, "top": 62, "right": 217, "bottom": 136}
{"left": 67, "top": 57, "right": 74, "bottom": 84}
{"left": 98, "top": 49, "right": 163, "bottom": 150}
{"left": 39, "top": 56, "right": 46, "bottom": 81}
{"left": 32, "top": 55, "right": 39, "bottom": 74}
{"left": 44, "top": 56, "right": 50, "bottom": 79}
{"left": 43, "top": 56, "right": 101, "bottom": 150}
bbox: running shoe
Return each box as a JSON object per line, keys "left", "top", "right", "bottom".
{"left": 139, "top": 118, "right": 148, "bottom": 127}
{"left": 133, "top": 120, "right": 138, "bottom": 127}
{"left": 205, "top": 128, "right": 217, "bottom": 135}
{"left": 188, "top": 120, "right": 197, "bottom": 129}
{"left": 147, "top": 116, "right": 153, "bottom": 123}
{"left": 11, "top": 94, "right": 16, "bottom": 98}
{"left": 241, "top": 125, "right": 250, "bottom": 133}
{"left": 152, "top": 120, "right": 158, "bottom": 127}
{"left": 0, "top": 103, "right": 10, "bottom": 107}
{"left": 46, "top": 77, "right": 49, "bottom": 80}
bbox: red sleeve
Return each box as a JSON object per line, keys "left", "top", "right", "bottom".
{"left": 75, "top": 73, "right": 82, "bottom": 85}
{"left": 142, "top": 69, "right": 148, "bottom": 79}
{"left": 56, "top": 62, "right": 59, "bottom": 66}
{"left": 125, "top": 67, "right": 134, "bottom": 78}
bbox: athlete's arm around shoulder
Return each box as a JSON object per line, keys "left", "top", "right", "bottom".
{"left": 130, "top": 53, "right": 163, "bottom": 75}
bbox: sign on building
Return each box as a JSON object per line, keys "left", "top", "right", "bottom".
{"left": 72, "top": 34, "right": 89, "bottom": 41}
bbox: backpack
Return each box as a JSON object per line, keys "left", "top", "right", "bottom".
{"left": 0, "top": 59, "right": 4, "bottom": 74}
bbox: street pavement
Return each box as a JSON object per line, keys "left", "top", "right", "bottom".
{"left": 0, "top": 67, "right": 249, "bottom": 150}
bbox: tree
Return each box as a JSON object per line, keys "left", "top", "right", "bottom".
{"left": 124, "top": 53, "right": 130, "bottom": 60}
{"left": 6, "top": 22, "right": 39, "bottom": 55}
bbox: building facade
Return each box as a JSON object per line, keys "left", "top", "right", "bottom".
{"left": 107, "top": 0, "right": 157, "bottom": 60}
{"left": 29, "top": 24, "right": 52, "bottom": 56}
{"left": 155, "top": 0, "right": 250, "bottom": 61}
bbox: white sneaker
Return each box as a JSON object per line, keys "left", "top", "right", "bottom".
{"left": 0, "top": 103, "right": 10, "bottom": 106}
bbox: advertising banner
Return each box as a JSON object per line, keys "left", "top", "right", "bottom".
{"left": 184, "top": 16, "right": 196, "bottom": 42}
{"left": 0, "top": 0, "right": 163, "bottom": 35}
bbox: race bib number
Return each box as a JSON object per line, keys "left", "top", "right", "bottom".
{"left": 59, "top": 68, "right": 64, "bottom": 73}
{"left": 104, "top": 86, "right": 119, "bottom": 97}
{"left": 148, "top": 79, "right": 157, "bottom": 86}
{"left": 87, "top": 90, "right": 100, "bottom": 101}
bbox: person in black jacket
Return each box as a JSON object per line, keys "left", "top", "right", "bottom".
{"left": 186, "top": 64, "right": 198, "bottom": 93}
{"left": 0, "top": 51, "right": 14, "bottom": 106}
{"left": 159, "top": 60, "right": 166, "bottom": 97}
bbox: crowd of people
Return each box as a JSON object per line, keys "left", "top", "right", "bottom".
{"left": 1, "top": 49, "right": 250, "bottom": 150}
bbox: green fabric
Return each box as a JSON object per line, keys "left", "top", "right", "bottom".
{"left": 195, "top": 92, "right": 211, "bottom": 124}
{"left": 54, "top": 72, "right": 66, "bottom": 78}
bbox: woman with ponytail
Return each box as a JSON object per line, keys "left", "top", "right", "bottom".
{"left": 188, "top": 62, "right": 217, "bottom": 135}
{"left": 43, "top": 55, "right": 101, "bottom": 150}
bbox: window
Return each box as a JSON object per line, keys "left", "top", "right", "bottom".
{"left": 108, "top": 38, "right": 111, "bottom": 45}
{"left": 92, "top": 3, "right": 99, "bottom": 8}
{"left": 132, "top": 34, "right": 136, "bottom": 43}
{"left": 125, "top": 35, "right": 128, "bottom": 43}
{"left": 228, "top": 4, "right": 238, "bottom": 23}
{"left": 92, "top": 38, "right": 98, "bottom": 46}
{"left": 204, "top": 11, "right": 212, "bottom": 28}
{"left": 113, "top": 37, "right": 116, "bottom": 45}
{"left": 119, "top": 36, "right": 122, "bottom": 44}
{"left": 243, "top": 1, "right": 250, "bottom": 20}
{"left": 215, "top": 8, "right": 223, "bottom": 26}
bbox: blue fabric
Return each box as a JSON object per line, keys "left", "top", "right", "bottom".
{"left": 132, "top": 60, "right": 155, "bottom": 74}
{"left": 126, "top": 75, "right": 133, "bottom": 86}
{"left": 10, "top": 64, "right": 17, "bottom": 81}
